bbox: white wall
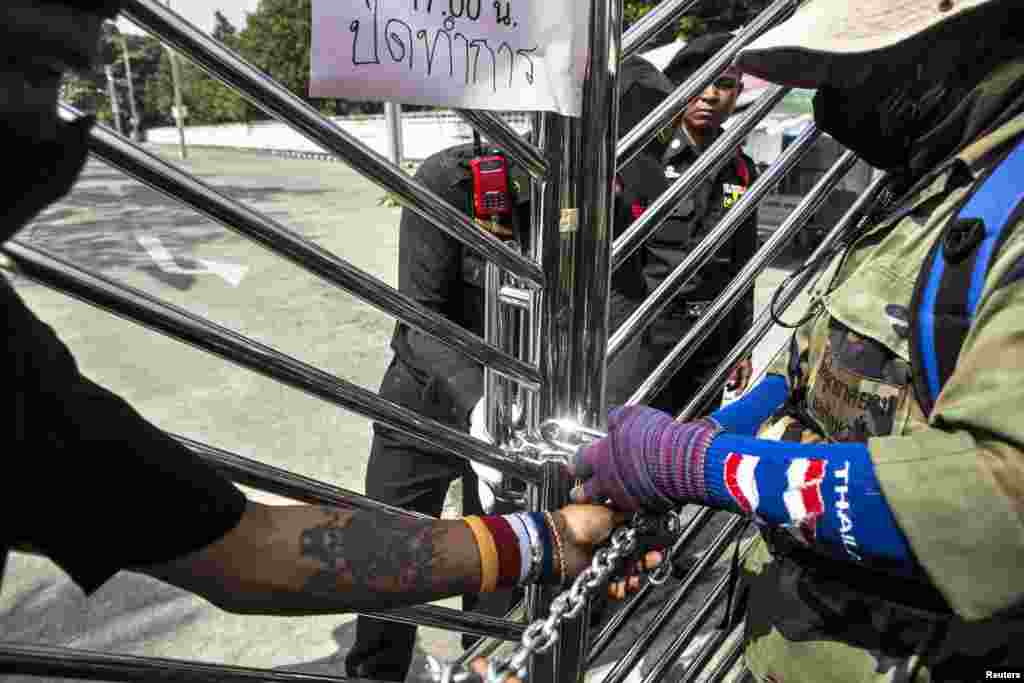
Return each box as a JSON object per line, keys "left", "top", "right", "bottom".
{"left": 145, "top": 111, "right": 532, "bottom": 162}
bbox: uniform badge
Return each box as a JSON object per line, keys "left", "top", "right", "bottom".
{"left": 723, "top": 182, "right": 746, "bottom": 209}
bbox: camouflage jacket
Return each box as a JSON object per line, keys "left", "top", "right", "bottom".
{"left": 743, "top": 113, "right": 1024, "bottom": 683}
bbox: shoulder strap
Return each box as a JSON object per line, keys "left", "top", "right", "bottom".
{"left": 734, "top": 150, "right": 751, "bottom": 187}
{"left": 909, "top": 137, "right": 1024, "bottom": 416}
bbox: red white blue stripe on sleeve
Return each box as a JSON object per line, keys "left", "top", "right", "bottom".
{"left": 703, "top": 435, "right": 913, "bottom": 567}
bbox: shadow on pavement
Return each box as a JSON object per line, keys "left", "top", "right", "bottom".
{"left": 16, "top": 181, "right": 328, "bottom": 289}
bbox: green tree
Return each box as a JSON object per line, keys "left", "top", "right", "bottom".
{"left": 623, "top": 0, "right": 773, "bottom": 43}
{"left": 237, "top": 0, "right": 312, "bottom": 101}
{"left": 142, "top": 10, "right": 251, "bottom": 127}
{"left": 143, "top": 48, "right": 249, "bottom": 126}
{"left": 236, "top": 0, "right": 382, "bottom": 117}
{"left": 213, "top": 10, "right": 239, "bottom": 45}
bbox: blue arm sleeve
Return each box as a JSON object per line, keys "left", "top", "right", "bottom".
{"left": 700, "top": 433, "right": 913, "bottom": 567}
{"left": 709, "top": 373, "right": 788, "bottom": 435}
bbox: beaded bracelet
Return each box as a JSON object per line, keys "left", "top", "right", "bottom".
{"left": 518, "top": 512, "right": 544, "bottom": 585}
{"left": 528, "top": 512, "right": 555, "bottom": 582}
{"left": 544, "top": 511, "right": 567, "bottom": 588}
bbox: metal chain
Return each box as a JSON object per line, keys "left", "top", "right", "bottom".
{"left": 441, "top": 419, "right": 676, "bottom": 683}
{"left": 441, "top": 519, "right": 642, "bottom": 683}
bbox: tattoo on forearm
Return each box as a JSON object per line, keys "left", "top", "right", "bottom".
{"left": 299, "top": 509, "right": 470, "bottom": 603}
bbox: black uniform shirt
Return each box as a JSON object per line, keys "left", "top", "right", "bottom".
{"left": 642, "top": 128, "right": 759, "bottom": 330}
{"left": 389, "top": 143, "right": 533, "bottom": 426}
{"left": 387, "top": 56, "right": 682, "bottom": 424}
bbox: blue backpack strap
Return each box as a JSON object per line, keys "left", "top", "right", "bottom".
{"left": 910, "top": 137, "right": 1024, "bottom": 416}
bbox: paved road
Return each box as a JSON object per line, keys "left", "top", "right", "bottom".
{"left": 1, "top": 145, "right": 812, "bottom": 683}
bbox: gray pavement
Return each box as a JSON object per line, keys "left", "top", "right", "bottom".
{"left": 1, "top": 145, "right": 810, "bottom": 683}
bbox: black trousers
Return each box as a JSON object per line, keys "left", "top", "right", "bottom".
{"left": 344, "top": 359, "right": 521, "bottom": 682}
{"left": 605, "top": 293, "right": 734, "bottom": 416}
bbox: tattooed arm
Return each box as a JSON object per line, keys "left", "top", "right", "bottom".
{"left": 136, "top": 502, "right": 482, "bottom": 615}
{"left": 133, "top": 501, "right": 631, "bottom": 615}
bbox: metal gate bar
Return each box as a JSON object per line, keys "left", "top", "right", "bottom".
{"left": 451, "top": 601, "right": 529, "bottom": 671}
{"left": 173, "top": 437, "right": 528, "bottom": 637}
{"left": 607, "top": 122, "right": 822, "bottom": 363}
{"left": 676, "top": 171, "right": 890, "bottom": 422}
{"left": 675, "top": 621, "right": 740, "bottom": 683}
{"left": 598, "top": 516, "right": 748, "bottom": 683}
{"left": 176, "top": 434, "right": 430, "bottom": 517}
{"left": 627, "top": 144, "right": 861, "bottom": 405}
{"left": 566, "top": 0, "right": 622, "bottom": 428}
{"left": 2, "top": 241, "right": 540, "bottom": 483}
{"left": 611, "top": 85, "right": 789, "bottom": 273}
{"left": 621, "top": 0, "right": 702, "bottom": 59}
{"left": 704, "top": 630, "right": 747, "bottom": 683}
{"left": 641, "top": 543, "right": 754, "bottom": 683}
{"left": 119, "top": 0, "right": 545, "bottom": 287}
{"left": 64, "top": 108, "right": 541, "bottom": 390}
{"left": 590, "top": 158, "right": 883, "bottom": 680}
{"left": 355, "top": 604, "right": 525, "bottom": 640}
{"left": 0, "top": 643, "right": 348, "bottom": 683}
{"left": 587, "top": 508, "right": 719, "bottom": 664}
{"left": 455, "top": 109, "right": 549, "bottom": 179}
{"left": 2, "top": 0, "right": 884, "bottom": 680}
{"left": 615, "top": 0, "right": 795, "bottom": 170}
{"left": 527, "top": 112, "right": 571, "bottom": 424}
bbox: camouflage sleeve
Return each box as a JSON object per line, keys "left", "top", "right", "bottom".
{"left": 869, "top": 223, "right": 1024, "bottom": 621}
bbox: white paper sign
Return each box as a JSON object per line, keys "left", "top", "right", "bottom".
{"left": 310, "top": 0, "right": 590, "bottom": 116}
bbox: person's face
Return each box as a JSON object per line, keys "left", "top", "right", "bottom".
{"left": 0, "top": 66, "right": 64, "bottom": 143}
{"left": 1, "top": 7, "right": 103, "bottom": 143}
{"left": 681, "top": 66, "right": 743, "bottom": 135}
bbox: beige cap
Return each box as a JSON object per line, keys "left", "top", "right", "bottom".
{"left": 736, "top": 0, "right": 997, "bottom": 88}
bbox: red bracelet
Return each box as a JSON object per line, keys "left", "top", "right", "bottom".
{"left": 480, "top": 515, "right": 522, "bottom": 590}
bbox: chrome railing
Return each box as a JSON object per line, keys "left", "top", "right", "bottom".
{"left": 0, "top": 0, "right": 888, "bottom": 680}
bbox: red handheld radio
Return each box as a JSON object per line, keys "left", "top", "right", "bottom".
{"left": 470, "top": 155, "right": 512, "bottom": 219}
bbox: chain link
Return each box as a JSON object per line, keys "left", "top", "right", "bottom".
{"left": 441, "top": 420, "right": 664, "bottom": 683}
{"left": 471, "top": 520, "right": 640, "bottom": 683}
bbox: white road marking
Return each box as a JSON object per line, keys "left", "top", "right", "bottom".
{"left": 134, "top": 232, "right": 248, "bottom": 287}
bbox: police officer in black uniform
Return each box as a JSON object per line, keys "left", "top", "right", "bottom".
{"left": 344, "top": 55, "right": 676, "bottom": 682}
{"left": 607, "top": 32, "right": 759, "bottom": 416}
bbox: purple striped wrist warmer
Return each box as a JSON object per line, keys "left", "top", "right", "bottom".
{"left": 648, "top": 417, "right": 722, "bottom": 504}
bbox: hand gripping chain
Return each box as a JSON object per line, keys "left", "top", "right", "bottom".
{"left": 442, "top": 522, "right": 640, "bottom": 683}
{"left": 442, "top": 419, "right": 685, "bottom": 683}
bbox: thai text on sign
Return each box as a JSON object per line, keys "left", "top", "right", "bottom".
{"left": 310, "top": 0, "right": 590, "bottom": 116}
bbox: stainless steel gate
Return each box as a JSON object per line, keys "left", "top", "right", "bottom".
{"left": 0, "top": 0, "right": 888, "bottom": 680}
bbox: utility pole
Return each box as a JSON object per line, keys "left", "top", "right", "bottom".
{"left": 103, "top": 64, "right": 124, "bottom": 135}
{"left": 120, "top": 35, "right": 142, "bottom": 141}
{"left": 165, "top": 0, "right": 188, "bottom": 159}
{"left": 384, "top": 101, "right": 404, "bottom": 166}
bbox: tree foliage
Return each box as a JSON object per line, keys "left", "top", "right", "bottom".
{"left": 624, "top": 0, "right": 773, "bottom": 42}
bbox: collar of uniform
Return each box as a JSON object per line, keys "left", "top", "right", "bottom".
{"left": 862, "top": 165, "right": 967, "bottom": 241}
{"left": 957, "top": 111, "right": 1024, "bottom": 174}
{"left": 662, "top": 125, "right": 708, "bottom": 162}
{"left": 867, "top": 112, "right": 1024, "bottom": 237}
